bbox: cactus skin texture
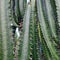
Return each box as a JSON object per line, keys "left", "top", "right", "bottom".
{"left": 0, "top": 0, "right": 60, "bottom": 60}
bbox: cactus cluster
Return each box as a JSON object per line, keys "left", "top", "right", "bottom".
{"left": 0, "top": 0, "right": 60, "bottom": 60}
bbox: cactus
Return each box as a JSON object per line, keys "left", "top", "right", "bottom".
{"left": 0, "top": 0, "right": 60, "bottom": 60}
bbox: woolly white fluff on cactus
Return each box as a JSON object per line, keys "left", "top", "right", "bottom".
{"left": 27, "top": 0, "right": 30, "bottom": 4}
{"left": 15, "top": 27, "right": 20, "bottom": 39}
